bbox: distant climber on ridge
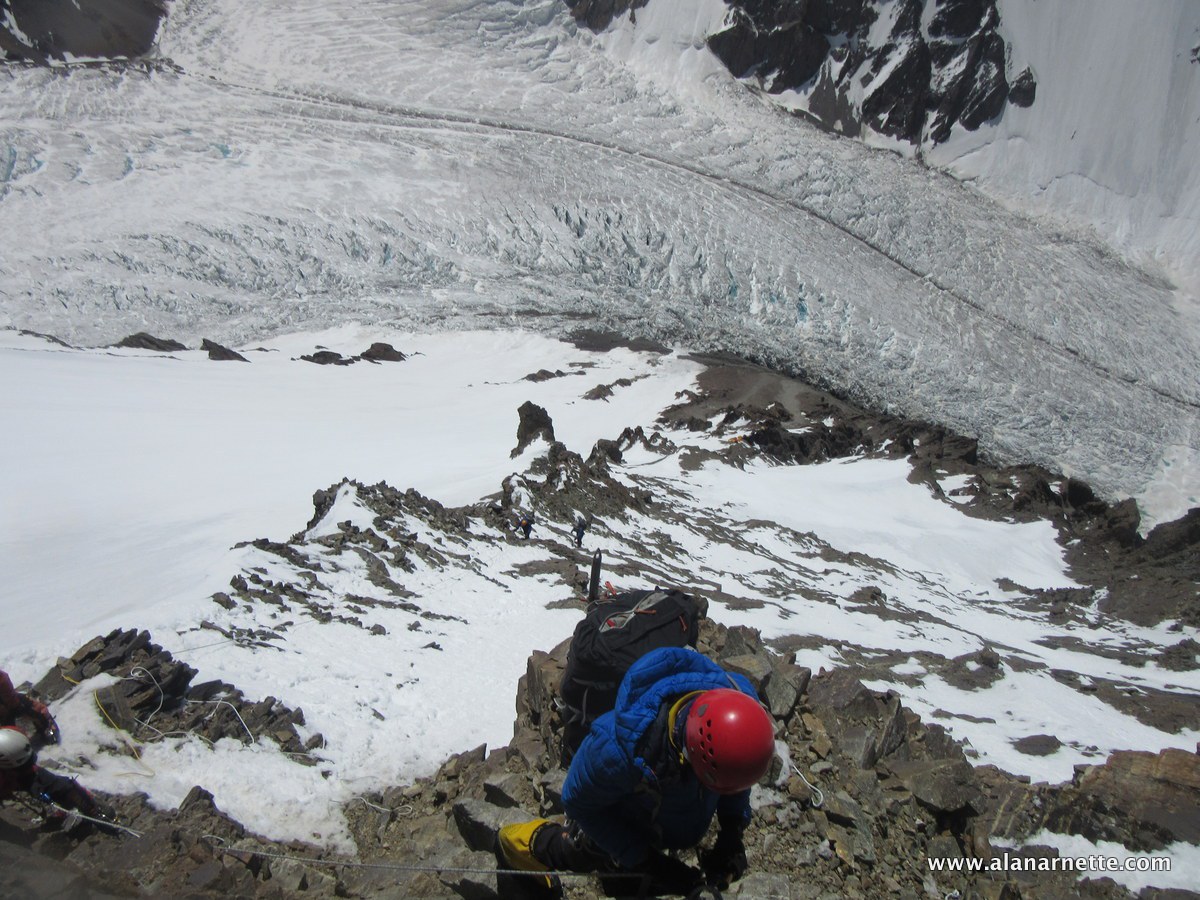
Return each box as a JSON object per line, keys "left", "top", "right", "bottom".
{"left": 516, "top": 511, "right": 534, "bottom": 540}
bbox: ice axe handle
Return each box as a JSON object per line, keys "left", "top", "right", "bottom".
{"left": 587, "top": 551, "right": 602, "bottom": 604}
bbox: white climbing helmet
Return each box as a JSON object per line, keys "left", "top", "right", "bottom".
{"left": 0, "top": 726, "right": 33, "bottom": 768}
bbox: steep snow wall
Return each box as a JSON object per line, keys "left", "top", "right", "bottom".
{"left": 653, "top": 0, "right": 1199, "bottom": 300}
{"left": 931, "top": 0, "right": 1200, "bottom": 298}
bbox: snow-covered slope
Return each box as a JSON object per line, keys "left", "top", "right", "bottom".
{"left": 690, "top": 0, "right": 1200, "bottom": 300}
{"left": 3, "top": 328, "right": 1196, "bottom": 880}
{"left": 934, "top": 0, "right": 1200, "bottom": 297}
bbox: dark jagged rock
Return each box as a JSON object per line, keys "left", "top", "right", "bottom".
{"left": 523, "top": 368, "right": 569, "bottom": 382}
{"left": 567, "top": 328, "right": 669, "bottom": 354}
{"left": 358, "top": 342, "right": 406, "bottom": 362}
{"left": 926, "top": 27, "right": 1009, "bottom": 143}
{"left": 928, "top": 0, "right": 990, "bottom": 38}
{"left": 1157, "top": 639, "right": 1200, "bottom": 672}
{"left": 512, "top": 401, "right": 555, "bottom": 457}
{"left": 300, "top": 350, "right": 354, "bottom": 366}
{"left": 113, "top": 332, "right": 187, "bottom": 352}
{"left": 0, "top": 0, "right": 167, "bottom": 65}
{"left": 705, "top": 0, "right": 1036, "bottom": 146}
{"left": 19, "top": 329, "right": 75, "bottom": 348}
{"left": 707, "top": 10, "right": 830, "bottom": 92}
{"left": 1009, "top": 67, "right": 1038, "bottom": 107}
{"left": 1012, "top": 734, "right": 1063, "bottom": 757}
{"left": 201, "top": 339, "right": 249, "bottom": 362}
{"left": 561, "top": 0, "right": 650, "bottom": 32}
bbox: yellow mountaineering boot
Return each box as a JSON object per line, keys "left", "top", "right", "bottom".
{"left": 497, "top": 819, "right": 561, "bottom": 899}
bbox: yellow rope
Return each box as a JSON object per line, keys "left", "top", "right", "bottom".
{"left": 92, "top": 693, "right": 156, "bottom": 777}
{"left": 666, "top": 690, "right": 704, "bottom": 764}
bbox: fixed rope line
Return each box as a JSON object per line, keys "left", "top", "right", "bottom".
{"left": 791, "top": 763, "right": 825, "bottom": 808}
{"left": 203, "top": 834, "right": 644, "bottom": 881}
{"left": 46, "top": 802, "right": 144, "bottom": 838}
{"left": 346, "top": 795, "right": 415, "bottom": 817}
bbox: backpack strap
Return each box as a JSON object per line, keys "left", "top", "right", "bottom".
{"left": 597, "top": 591, "right": 670, "bottom": 633}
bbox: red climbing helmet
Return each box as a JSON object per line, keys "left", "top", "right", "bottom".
{"left": 684, "top": 689, "right": 775, "bottom": 794}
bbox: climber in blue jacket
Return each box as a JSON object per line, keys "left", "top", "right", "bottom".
{"left": 500, "top": 646, "right": 776, "bottom": 897}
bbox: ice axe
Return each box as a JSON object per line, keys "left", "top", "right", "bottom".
{"left": 587, "top": 550, "right": 602, "bottom": 604}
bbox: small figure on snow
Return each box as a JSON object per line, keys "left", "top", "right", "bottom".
{"left": 572, "top": 515, "right": 588, "bottom": 549}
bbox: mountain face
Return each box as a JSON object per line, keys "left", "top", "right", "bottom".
{"left": 563, "top": 0, "right": 651, "bottom": 32}
{"left": 707, "top": 0, "right": 1036, "bottom": 145}
{"left": 0, "top": 0, "right": 166, "bottom": 64}
{"left": 566, "top": 0, "right": 1036, "bottom": 146}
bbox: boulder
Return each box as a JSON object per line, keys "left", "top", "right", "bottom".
{"left": 885, "top": 758, "right": 983, "bottom": 814}
{"left": 359, "top": 342, "right": 406, "bottom": 362}
{"left": 200, "top": 339, "right": 248, "bottom": 362}
{"left": 452, "top": 799, "right": 534, "bottom": 853}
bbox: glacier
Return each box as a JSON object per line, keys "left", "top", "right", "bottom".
{"left": 0, "top": 0, "right": 1197, "bottom": 527}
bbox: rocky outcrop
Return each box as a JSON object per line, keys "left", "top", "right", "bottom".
{"left": 979, "top": 747, "right": 1200, "bottom": 862}
{"left": 0, "top": 0, "right": 167, "bottom": 65}
{"left": 663, "top": 359, "right": 1200, "bottom": 629}
{"left": 300, "top": 343, "right": 409, "bottom": 366}
{"left": 513, "top": 401, "right": 556, "bottom": 456}
{"left": 300, "top": 350, "right": 355, "bottom": 366}
{"left": 562, "top": 0, "right": 650, "bottom": 32}
{"left": 112, "top": 332, "right": 187, "bottom": 352}
{"left": 31, "top": 629, "right": 316, "bottom": 759}
{"left": 358, "top": 342, "right": 406, "bottom": 363}
{"left": 201, "top": 339, "right": 249, "bottom": 362}
{"left": 701, "top": 0, "right": 1035, "bottom": 146}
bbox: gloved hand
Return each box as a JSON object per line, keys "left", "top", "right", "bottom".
{"left": 89, "top": 803, "right": 124, "bottom": 836}
{"left": 23, "top": 697, "right": 59, "bottom": 744}
{"left": 39, "top": 713, "right": 61, "bottom": 745}
{"left": 638, "top": 850, "right": 704, "bottom": 896}
{"left": 699, "top": 826, "right": 748, "bottom": 889}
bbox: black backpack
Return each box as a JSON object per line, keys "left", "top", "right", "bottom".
{"left": 558, "top": 587, "right": 701, "bottom": 764}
